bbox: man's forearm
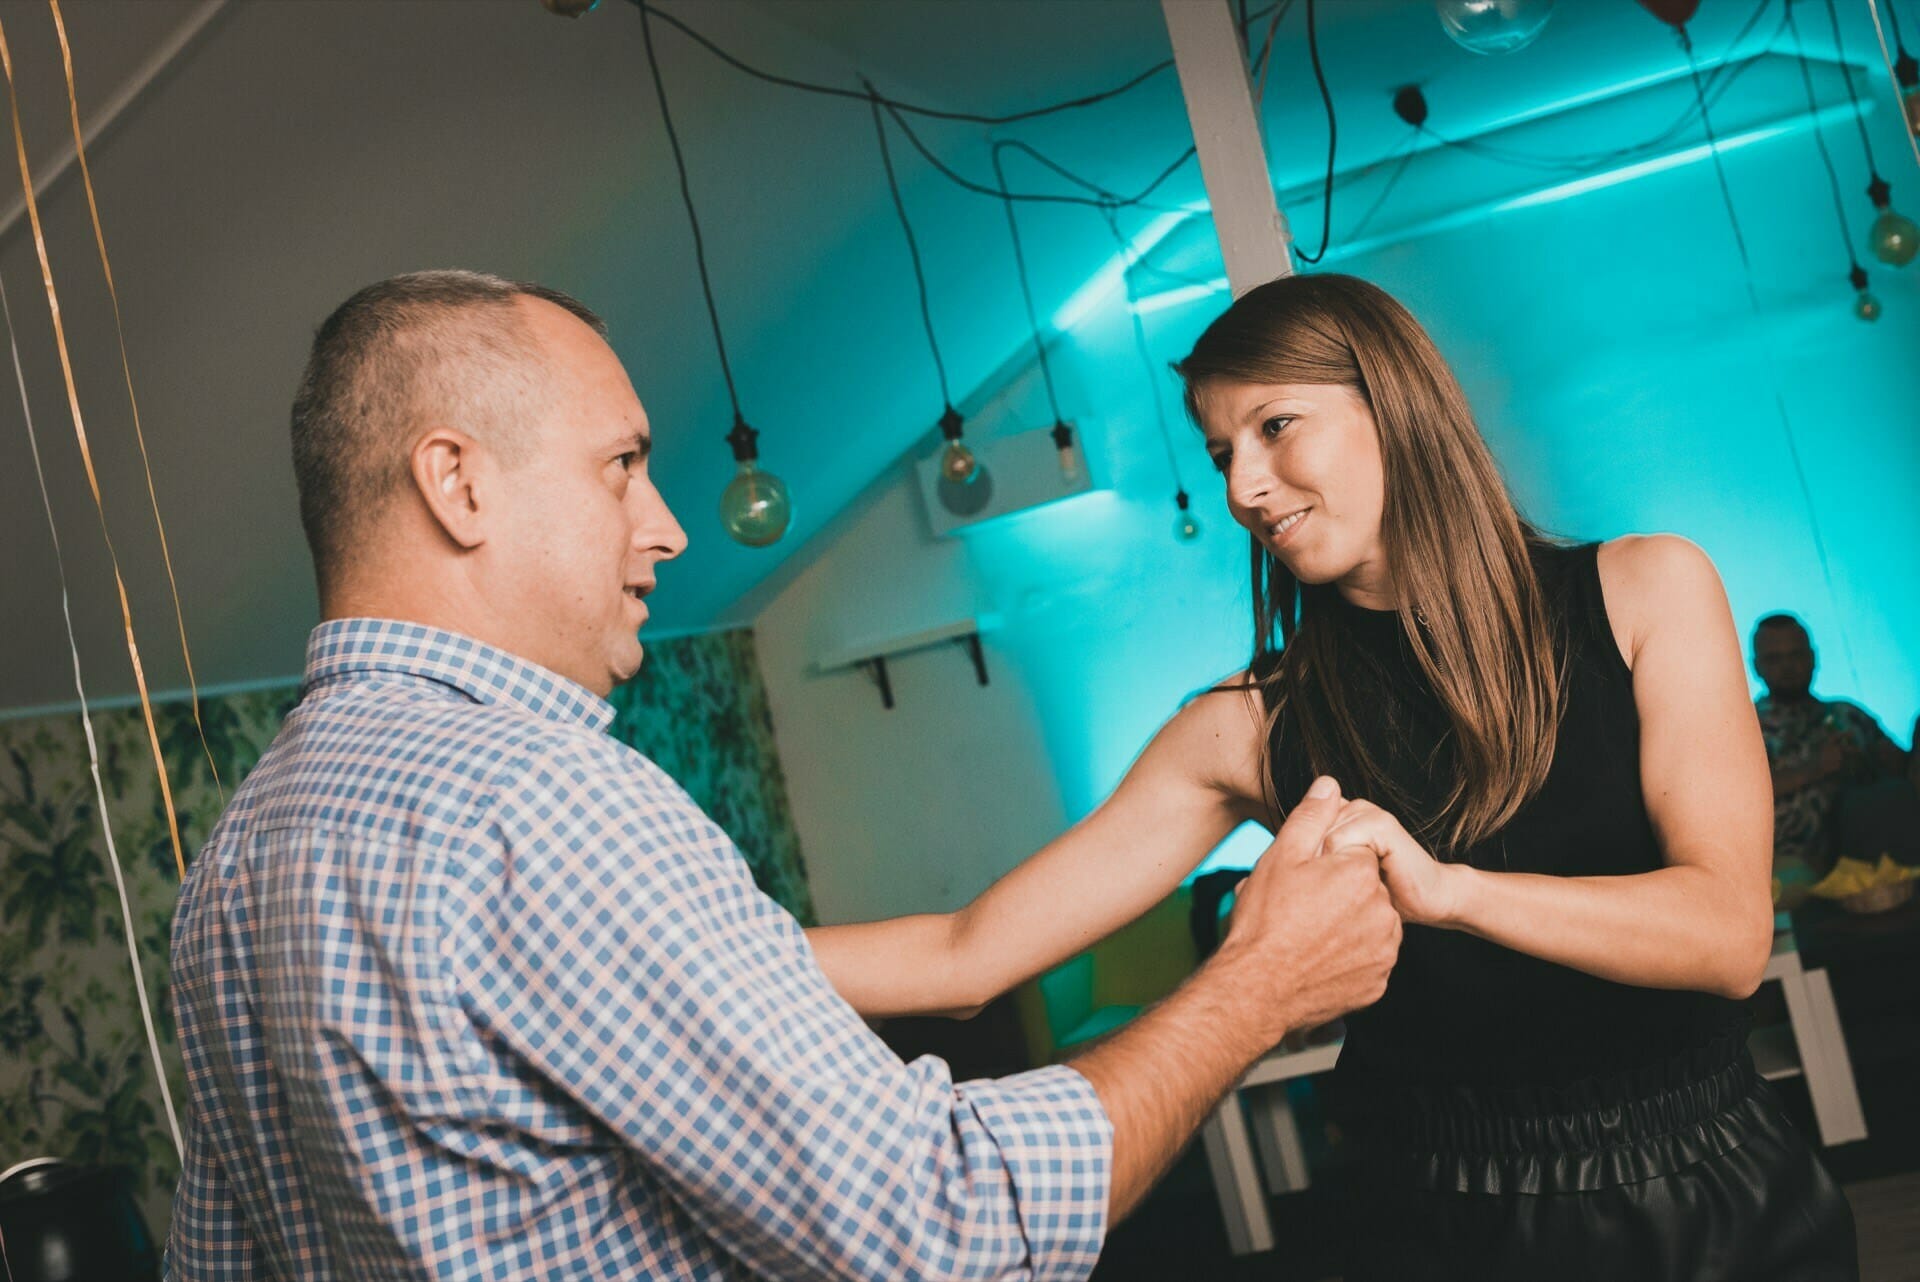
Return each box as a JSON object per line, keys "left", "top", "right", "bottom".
{"left": 1068, "top": 952, "right": 1281, "bottom": 1223}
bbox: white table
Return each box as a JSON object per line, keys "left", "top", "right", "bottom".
{"left": 1200, "top": 931, "right": 1868, "bottom": 1257}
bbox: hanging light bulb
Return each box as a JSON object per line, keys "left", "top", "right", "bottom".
{"left": 1050, "top": 420, "right": 1084, "bottom": 486}
{"left": 1870, "top": 209, "right": 1919, "bottom": 266}
{"left": 936, "top": 406, "right": 979, "bottom": 485}
{"left": 1897, "top": 51, "right": 1919, "bottom": 139}
{"left": 1848, "top": 264, "right": 1882, "bottom": 322}
{"left": 1172, "top": 490, "right": 1201, "bottom": 542}
{"left": 718, "top": 416, "right": 792, "bottom": 548}
{"left": 1866, "top": 177, "right": 1919, "bottom": 267}
{"left": 1435, "top": 0, "right": 1555, "bottom": 56}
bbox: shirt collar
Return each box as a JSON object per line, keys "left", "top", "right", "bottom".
{"left": 302, "top": 618, "right": 615, "bottom": 733}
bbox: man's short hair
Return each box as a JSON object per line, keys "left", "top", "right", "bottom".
{"left": 1755, "top": 613, "right": 1809, "bottom": 641}
{"left": 290, "top": 270, "right": 605, "bottom": 590}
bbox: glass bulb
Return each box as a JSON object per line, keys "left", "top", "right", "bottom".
{"left": 1905, "top": 86, "right": 1920, "bottom": 138}
{"left": 1854, "top": 290, "right": 1882, "bottom": 323}
{"left": 1174, "top": 508, "right": 1202, "bottom": 542}
{"left": 719, "top": 460, "right": 792, "bottom": 547}
{"left": 1057, "top": 442, "right": 1084, "bottom": 487}
{"left": 1869, "top": 207, "right": 1919, "bottom": 267}
{"left": 1435, "top": 0, "right": 1554, "bottom": 56}
{"left": 940, "top": 439, "right": 979, "bottom": 484}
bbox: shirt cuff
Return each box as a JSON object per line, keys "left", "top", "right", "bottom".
{"left": 958, "top": 1063, "right": 1113, "bottom": 1282}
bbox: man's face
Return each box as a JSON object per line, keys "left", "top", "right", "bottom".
{"left": 1753, "top": 622, "right": 1815, "bottom": 700}
{"left": 484, "top": 297, "right": 687, "bottom": 696}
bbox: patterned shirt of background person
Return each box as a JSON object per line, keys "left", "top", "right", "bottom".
{"left": 1751, "top": 614, "right": 1910, "bottom": 905}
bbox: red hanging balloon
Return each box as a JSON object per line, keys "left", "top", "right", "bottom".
{"left": 1635, "top": 0, "right": 1700, "bottom": 28}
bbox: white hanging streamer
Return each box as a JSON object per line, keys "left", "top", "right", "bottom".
{"left": 1863, "top": 0, "right": 1920, "bottom": 173}
{"left": 0, "top": 268, "right": 183, "bottom": 1161}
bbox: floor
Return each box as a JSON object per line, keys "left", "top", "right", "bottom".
{"left": 1088, "top": 949, "right": 1920, "bottom": 1282}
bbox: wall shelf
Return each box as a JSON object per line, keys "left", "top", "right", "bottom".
{"left": 814, "top": 615, "right": 999, "bottom": 710}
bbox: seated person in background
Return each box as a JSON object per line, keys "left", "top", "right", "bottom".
{"left": 1752, "top": 614, "right": 1910, "bottom": 900}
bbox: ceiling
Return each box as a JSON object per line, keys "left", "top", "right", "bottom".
{"left": 0, "top": 0, "right": 1893, "bottom": 713}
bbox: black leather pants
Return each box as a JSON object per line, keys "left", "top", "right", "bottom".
{"left": 1342, "top": 1056, "right": 1858, "bottom": 1281}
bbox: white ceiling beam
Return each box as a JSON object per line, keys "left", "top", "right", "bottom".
{"left": 0, "top": 0, "right": 229, "bottom": 243}
{"left": 1159, "top": 0, "right": 1292, "bottom": 293}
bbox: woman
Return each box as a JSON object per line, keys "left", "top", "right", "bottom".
{"left": 808, "top": 274, "right": 1855, "bottom": 1280}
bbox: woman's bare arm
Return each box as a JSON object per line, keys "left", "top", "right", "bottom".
{"left": 806, "top": 681, "right": 1272, "bottom": 1018}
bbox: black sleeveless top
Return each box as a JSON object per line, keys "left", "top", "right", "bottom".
{"left": 1261, "top": 542, "right": 1746, "bottom": 1108}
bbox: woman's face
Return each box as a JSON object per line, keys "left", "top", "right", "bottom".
{"left": 1198, "top": 380, "right": 1392, "bottom": 605}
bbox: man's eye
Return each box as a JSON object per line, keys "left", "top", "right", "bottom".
{"left": 616, "top": 452, "right": 640, "bottom": 471}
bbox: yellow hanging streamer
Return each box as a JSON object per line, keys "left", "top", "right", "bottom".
{"left": 49, "top": 0, "right": 224, "bottom": 806}
{"left": 0, "top": 16, "right": 187, "bottom": 880}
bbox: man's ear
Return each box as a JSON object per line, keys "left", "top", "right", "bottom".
{"left": 410, "top": 427, "right": 489, "bottom": 550}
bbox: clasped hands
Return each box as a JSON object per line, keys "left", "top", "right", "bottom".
{"left": 1238, "top": 777, "right": 1463, "bottom": 929}
{"left": 1315, "top": 790, "right": 1464, "bottom": 928}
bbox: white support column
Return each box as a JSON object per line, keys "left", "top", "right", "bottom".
{"left": 1159, "top": 0, "right": 1293, "bottom": 292}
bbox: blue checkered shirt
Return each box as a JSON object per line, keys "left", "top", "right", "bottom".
{"left": 166, "top": 619, "right": 1111, "bottom": 1280}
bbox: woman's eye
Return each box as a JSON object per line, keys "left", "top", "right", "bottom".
{"left": 1262, "top": 415, "right": 1294, "bottom": 438}
{"left": 1207, "top": 450, "right": 1230, "bottom": 473}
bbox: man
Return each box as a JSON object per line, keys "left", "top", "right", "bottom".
{"left": 167, "top": 271, "right": 1401, "bottom": 1280}
{"left": 1752, "top": 614, "right": 1908, "bottom": 897}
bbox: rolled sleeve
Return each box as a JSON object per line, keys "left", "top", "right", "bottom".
{"left": 957, "top": 1065, "right": 1112, "bottom": 1282}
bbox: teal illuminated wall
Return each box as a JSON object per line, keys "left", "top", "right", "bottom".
{"left": 949, "top": 115, "right": 1920, "bottom": 876}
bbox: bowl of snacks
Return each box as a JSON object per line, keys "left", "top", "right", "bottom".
{"left": 1808, "top": 854, "right": 1920, "bottom": 915}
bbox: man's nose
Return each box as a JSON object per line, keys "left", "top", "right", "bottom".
{"left": 635, "top": 484, "right": 688, "bottom": 561}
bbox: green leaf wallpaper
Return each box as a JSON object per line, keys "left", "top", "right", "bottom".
{"left": 0, "top": 628, "right": 810, "bottom": 1240}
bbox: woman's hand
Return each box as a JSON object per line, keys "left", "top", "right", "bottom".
{"left": 1319, "top": 799, "right": 1464, "bottom": 928}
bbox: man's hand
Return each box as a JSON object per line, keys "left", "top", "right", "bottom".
{"left": 1319, "top": 798, "right": 1466, "bottom": 927}
{"left": 1213, "top": 777, "right": 1402, "bottom": 1044}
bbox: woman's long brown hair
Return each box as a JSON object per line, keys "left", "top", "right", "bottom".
{"left": 1176, "top": 274, "right": 1561, "bottom": 853}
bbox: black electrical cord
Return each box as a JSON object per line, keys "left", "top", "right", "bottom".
{"left": 637, "top": 3, "right": 740, "bottom": 420}
{"left": 1787, "top": 2, "right": 1867, "bottom": 271}
{"left": 1097, "top": 200, "right": 1187, "bottom": 502}
{"left": 1676, "top": 14, "right": 1855, "bottom": 686}
{"left": 991, "top": 143, "right": 1065, "bottom": 426}
{"left": 1344, "top": 129, "right": 1419, "bottom": 244}
{"left": 1249, "top": 0, "right": 1297, "bottom": 97}
{"left": 884, "top": 99, "right": 1197, "bottom": 211}
{"left": 1822, "top": 0, "right": 1885, "bottom": 182}
{"left": 866, "top": 86, "right": 952, "bottom": 409}
{"left": 630, "top": 0, "right": 1280, "bottom": 128}
{"left": 1292, "top": 0, "right": 1337, "bottom": 265}
{"left": 1422, "top": 0, "right": 1780, "bottom": 175}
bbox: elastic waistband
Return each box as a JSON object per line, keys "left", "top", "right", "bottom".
{"left": 1355, "top": 1052, "right": 1780, "bottom": 1194}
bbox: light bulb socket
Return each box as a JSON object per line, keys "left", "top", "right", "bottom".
{"left": 1849, "top": 263, "right": 1869, "bottom": 292}
{"left": 1392, "top": 85, "right": 1429, "bottom": 128}
{"left": 726, "top": 414, "right": 759, "bottom": 463}
{"left": 938, "top": 405, "right": 965, "bottom": 442}
{"left": 1049, "top": 420, "right": 1075, "bottom": 452}
{"left": 1868, "top": 175, "right": 1893, "bottom": 211}
{"left": 1175, "top": 489, "right": 1191, "bottom": 511}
